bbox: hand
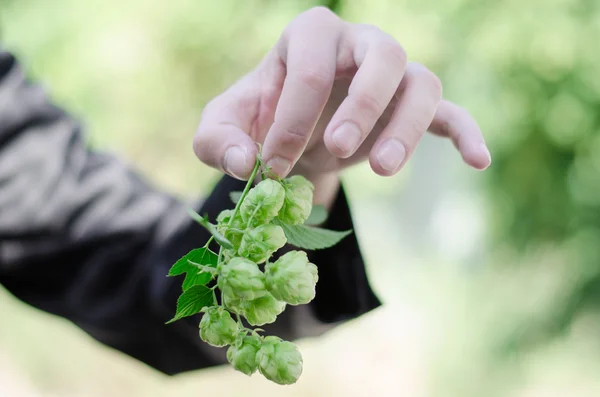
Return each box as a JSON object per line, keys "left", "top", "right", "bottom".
{"left": 193, "top": 7, "right": 491, "bottom": 187}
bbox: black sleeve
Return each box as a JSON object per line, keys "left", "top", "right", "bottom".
{"left": 0, "top": 48, "right": 381, "bottom": 375}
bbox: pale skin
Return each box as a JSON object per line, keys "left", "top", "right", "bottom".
{"left": 193, "top": 7, "right": 491, "bottom": 211}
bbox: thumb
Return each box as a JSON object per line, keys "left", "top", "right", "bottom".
{"left": 192, "top": 80, "right": 260, "bottom": 180}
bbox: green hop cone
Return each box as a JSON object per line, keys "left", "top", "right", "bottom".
{"left": 240, "top": 179, "right": 285, "bottom": 227}
{"left": 199, "top": 306, "right": 238, "bottom": 347}
{"left": 218, "top": 257, "right": 267, "bottom": 300}
{"left": 256, "top": 336, "right": 303, "bottom": 385}
{"left": 277, "top": 175, "right": 314, "bottom": 225}
{"left": 217, "top": 209, "right": 245, "bottom": 248}
{"left": 265, "top": 250, "right": 318, "bottom": 305}
{"left": 238, "top": 224, "right": 287, "bottom": 264}
{"left": 242, "top": 293, "right": 286, "bottom": 326}
{"left": 226, "top": 334, "right": 261, "bottom": 376}
{"left": 223, "top": 293, "right": 245, "bottom": 315}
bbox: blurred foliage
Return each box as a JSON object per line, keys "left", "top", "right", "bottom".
{"left": 450, "top": 0, "right": 600, "bottom": 355}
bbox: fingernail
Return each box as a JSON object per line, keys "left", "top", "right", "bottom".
{"left": 377, "top": 138, "right": 406, "bottom": 172}
{"left": 224, "top": 146, "right": 249, "bottom": 180}
{"left": 332, "top": 122, "right": 362, "bottom": 155}
{"left": 266, "top": 157, "right": 292, "bottom": 177}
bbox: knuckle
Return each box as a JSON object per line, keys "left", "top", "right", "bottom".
{"left": 455, "top": 104, "right": 472, "bottom": 120}
{"left": 261, "top": 83, "right": 281, "bottom": 109}
{"left": 438, "top": 120, "right": 453, "bottom": 137}
{"left": 426, "top": 71, "right": 443, "bottom": 98}
{"left": 410, "top": 116, "right": 430, "bottom": 137}
{"left": 357, "top": 23, "right": 381, "bottom": 33}
{"left": 353, "top": 91, "right": 385, "bottom": 117}
{"left": 304, "top": 6, "right": 337, "bottom": 21}
{"left": 192, "top": 130, "right": 211, "bottom": 162}
{"left": 378, "top": 37, "right": 407, "bottom": 68}
{"left": 296, "top": 68, "right": 333, "bottom": 93}
{"left": 288, "top": 7, "right": 340, "bottom": 41}
{"left": 200, "top": 96, "right": 218, "bottom": 115}
{"left": 278, "top": 122, "right": 311, "bottom": 147}
{"left": 410, "top": 63, "right": 443, "bottom": 98}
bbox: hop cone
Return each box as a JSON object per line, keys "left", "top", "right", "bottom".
{"left": 265, "top": 250, "right": 318, "bottom": 305}
{"left": 227, "top": 334, "right": 261, "bottom": 376}
{"left": 218, "top": 257, "right": 267, "bottom": 300}
{"left": 240, "top": 179, "right": 285, "bottom": 227}
{"left": 256, "top": 336, "right": 303, "bottom": 385}
{"left": 223, "top": 293, "right": 245, "bottom": 315}
{"left": 238, "top": 224, "right": 287, "bottom": 264}
{"left": 217, "top": 209, "right": 245, "bottom": 248}
{"left": 277, "top": 175, "right": 314, "bottom": 225}
{"left": 242, "top": 293, "right": 286, "bottom": 326}
{"left": 199, "top": 307, "right": 238, "bottom": 347}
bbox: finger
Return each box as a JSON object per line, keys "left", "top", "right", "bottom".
{"left": 429, "top": 100, "right": 492, "bottom": 170}
{"left": 261, "top": 7, "right": 340, "bottom": 177}
{"left": 369, "top": 63, "right": 442, "bottom": 176}
{"left": 192, "top": 80, "right": 259, "bottom": 180}
{"left": 323, "top": 25, "right": 407, "bottom": 159}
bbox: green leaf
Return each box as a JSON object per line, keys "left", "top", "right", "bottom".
{"left": 187, "top": 208, "right": 235, "bottom": 249}
{"left": 168, "top": 247, "right": 218, "bottom": 276}
{"left": 230, "top": 191, "right": 243, "bottom": 204}
{"left": 273, "top": 219, "right": 352, "bottom": 250}
{"left": 166, "top": 285, "right": 214, "bottom": 324}
{"left": 182, "top": 270, "right": 212, "bottom": 291}
{"left": 304, "top": 205, "right": 328, "bottom": 226}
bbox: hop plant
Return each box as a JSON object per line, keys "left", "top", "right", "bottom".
{"left": 277, "top": 175, "right": 314, "bottom": 225}
{"left": 240, "top": 179, "right": 285, "bottom": 227}
{"left": 238, "top": 224, "right": 287, "bottom": 264}
{"left": 223, "top": 293, "right": 245, "bottom": 315}
{"left": 199, "top": 306, "right": 238, "bottom": 347}
{"left": 227, "top": 333, "right": 261, "bottom": 376}
{"left": 257, "top": 336, "right": 303, "bottom": 385}
{"left": 165, "top": 151, "right": 352, "bottom": 385}
{"left": 242, "top": 293, "right": 286, "bottom": 326}
{"left": 218, "top": 257, "right": 267, "bottom": 300}
{"left": 265, "top": 250, "right": 319, "bottom": 305}
{"left": 217, "top": 209, "right": 245, "bottom": 248}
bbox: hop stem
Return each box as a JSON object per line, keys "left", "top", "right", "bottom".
{"left": 228, "top": 155, "right": 261, "bottom": 228}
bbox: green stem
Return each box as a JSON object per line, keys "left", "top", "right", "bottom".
{"left": 187, "top": 261, "right": 218, "bottom": 276}
{"left": 213, "top": 156, "right": 261, "bottom": 318}
{"left": 245, "top": 204, "right": 261, "bottom": 229}
{"left": 227, "top": 155, "right": 260, "bottom": 227}
{"left": 211, "top": 289, "right": 218, "bottom": 306}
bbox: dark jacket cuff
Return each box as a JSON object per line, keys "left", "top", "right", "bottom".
{"left": 164, "top": 174, "right": 381, "bottom": 331}
{"left": 306, "top": 183, "right": 382, "bottom": 323}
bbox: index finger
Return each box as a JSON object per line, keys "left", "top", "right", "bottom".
{"left": 260, "top": 8, "right": 340, "bottom": 177}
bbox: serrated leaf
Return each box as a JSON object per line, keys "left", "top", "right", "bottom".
{"left": 187, "top": 208, "right": 234, "bottom": 249}
{"left": 273, "top": 219, "right": 352, "bottom": 250}
{"left": 182, "top": 269, "right": 212, "bottom": 291}
{"left": 304, "top": 205, "right": 328, "bottom": 226}
{"left": 230, "top": 191, "right": 243, "bottom": 204}
{"left": 166, "top": 285, "right": 214, "bottom": 324}
{"left": 168, "top": 247, "right": 218, "bottom": 276}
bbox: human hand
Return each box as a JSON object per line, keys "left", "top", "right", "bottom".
{"left": 193, "top": 7, "right": 491, "bottom": 184}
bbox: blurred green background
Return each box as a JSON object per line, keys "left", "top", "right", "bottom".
{"left": 1, "top": 0, "right": 600, "bottom": 396}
